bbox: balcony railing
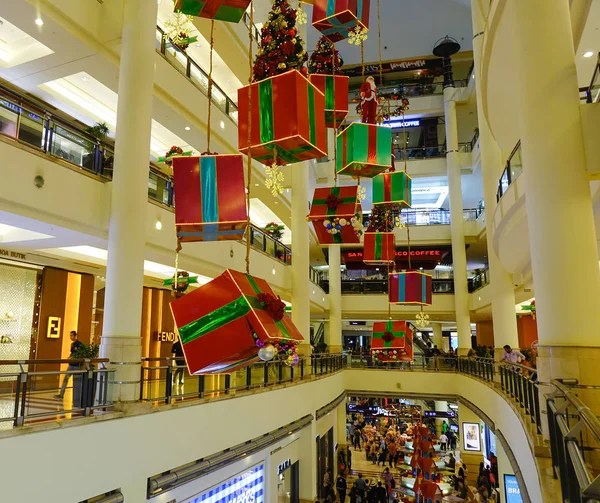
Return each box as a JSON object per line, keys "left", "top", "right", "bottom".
{"left": 496, "top": 140, "right": 523, "bottom": 202}
{"left": 155, "top": 26, "right": 238, "bottom": 125}
{"left": 362, "top": 207, "right": 483, "bottom": 228}
{"left": 581, "top": 52, "right": 600, "bottom": 104}
{"left": 319, "top": 273, "right": 489, "bottom": 295}
{"left": 349, "top": 78, "right": 469, "bottom": 101}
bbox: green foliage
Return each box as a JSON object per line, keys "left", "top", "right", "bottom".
{"left": 72, "top": 342, "right": 100, "bottom": 359}
{"left": 86, "top": 122, "right": 110, "bottom": 140}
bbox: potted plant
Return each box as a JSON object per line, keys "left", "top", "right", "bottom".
{"left": 264, "top": 222, "right": 285, "bottom": 241}
{"left": 85, "top": 122, "right": 110, "bottom": 141}
{"left": 71, "top": 342, "right": 100, "bottom": 408}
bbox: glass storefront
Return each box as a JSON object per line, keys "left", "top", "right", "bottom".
{"left": 277, "top": 461, "right": 299, "bottom": 503}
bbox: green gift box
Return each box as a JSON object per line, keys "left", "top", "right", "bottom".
{"left": 372, "top": 171, "right": 412, "bottom": 208}
{"left": 336, "top": 122, "right": 392, "bottom": 178}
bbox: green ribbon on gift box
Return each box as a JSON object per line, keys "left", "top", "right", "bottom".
{"left": 372, "top": 320, "right": 405, "bottom": 348}
{"left": 178, "top": 274, "right": 291, "bottom": 345}
{"left": 373, "top": 233, "right": 383, "bottom": 260}
{"left": 325, "top": 75, "right": 335, "bottom": 110}
{"left": 163, "top": 275, "right": 199, "bottom": 287}
{"left": 256, "top": 75, "right": 318, "bottom": 164}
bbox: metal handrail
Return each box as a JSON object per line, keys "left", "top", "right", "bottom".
{"left": 550, "top": 379, "right": 600, "bottom": 444}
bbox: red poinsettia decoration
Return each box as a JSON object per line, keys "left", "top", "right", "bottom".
{"left": 257, "top": 292, "right": 286, "bottom": 321}
{"left": 382, "top": 331, "right": 394, "bottom": 343}
{"left": 326, "top": 193, "right": 342, "bottom": 210}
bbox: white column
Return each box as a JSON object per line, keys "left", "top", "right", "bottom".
{"left": 435, "top": 400, "right": 448, "bottom": 435}
{"left": 101, "top": 0, "right": 157, "bottom": 402}
{"left": 510, "top": 0, "right": 600, "bottom": 348}
{"left": 292, "top": 163, "right": 312, "bottom": 360}
{"left": 327, "top": 245, "right": 342, "bottom": 352}
{"left": 432, "top": 322, "right": 443, "bottom": 348}
{"left": 444, "top": 88, "right": 471, "bottom": 353}
{"left": 471, "top": 0, "right": 519, "bottom": 354}
{"left": 299, "top": 419, "right": 318, "bottom": 503}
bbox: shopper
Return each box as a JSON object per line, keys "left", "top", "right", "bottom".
{"left": 431, "top": 344, "right": 442, "bottom": 370}
{"left": 54, "top": 330, "right": 83, "bottom": 399}
{"left": 353, "top": 427, "right": 362, "bottom": 450}
{"left": 439, "top": 432, "right": 448, "bottom": 451}
{"left": 446, "top": 453, "right": 456, "bottom": 471}
{"left": 375, "top": 481, "right": 387, "bottom": 503}
{"left": 377, "top": 444, "right": 388, "bottom": 466}
{"left": 371, "top": 444, "right": 379, "bottom": 464}
{"left": 349, "top": 486, "right": 358, "bottom": 503}
{"left": 336, "top": 472, "right": 347, "bottom": 503}
{"left": 449, "top": 430, "right": 458, "bottom": 450}
{"left": 171, "top": 337, "right": 186, "bottom": 385}
{"left": 354, "top": 473, "right": 367, "bottom": 500}
{"left": 442, "top": 421, "right": 448, "bottom": 434}
{"left": 347, "top": 447, "right": 353, "bottom": 472}
{"left": 323, "top": 469, "right": 334, "bottom": 502}
{"left": 501, "top": 345, "right": 525, "bottom": 364}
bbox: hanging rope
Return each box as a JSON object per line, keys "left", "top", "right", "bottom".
{"left": 206, "top": 20, "right": 215, "bottom": 153}
{"left": 245, "top": 2, "right": 254, "bottom": 275}
{"left": 361, "top": 40, "right": 365, "bottom": 78}
{"left": 377, "top": 0, "right": 383, "bottom": 87}
{"left": 332, "top": 43, "right": 338, "bottom": 186}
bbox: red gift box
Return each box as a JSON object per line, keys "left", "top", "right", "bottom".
{"left": 363, "top": 232, "right": 395, "bottom": 264}
{"left": 238, "top": 70, "right": 327, "bottom": 166}
{"left": 371, "top": 320, "right": 413, "bottom": 362}
{"left": 308, "top": 74, "right": 349, "bottom": 128}
{"left": 308, "top": 186, "right": 362, "bottom": 245}
{"left": 389, "top": 271, "right": 432, "bottom": 305}
{"left": 170, "top": 269, "right": 303, "bottom": 374}
{"left": 312, "top": 0, "right": 371, "bottom": 43}
{"left": 175, "top": 0, "right": 251, "bottom": 22}
{"left": 173, "top": 155, "right": 248, "bottom": 242}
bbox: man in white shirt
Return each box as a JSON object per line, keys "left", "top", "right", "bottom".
{"left": 439, "top": 433, "right": 448, "bottom": 451}
{"left": 501, "top": 345, "right": 525, "bottom": 364}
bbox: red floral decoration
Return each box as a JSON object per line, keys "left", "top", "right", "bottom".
{"left": 257, "top": 292, "right": 286, "bottom": 321}
{"left": 326, "top": 193, "right": 342, "bottom": 210}
{"left": 382, "top": 331, "right": 394, "bottom": 343}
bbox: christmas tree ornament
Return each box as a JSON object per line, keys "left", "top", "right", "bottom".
{"left": 174, "top": 0, "right": 253, "bottom": 23}
{"left": 415, "top": 309, "right": 430, "bottom": 328}
{"left": 163, "top": 271, "right": 199, "bottom": 293}
{"left": 163, "top": 12, "right": 199, "bottom": 49}
{"left": 389, "top": 271, "right": 433, "bottom": 306}
{"left": 372, "top": 171, "right": 412, "bottom": 208}
{"left": 347, "top": 25, "right": 369, "bottom": 45}
{"left": 336, "top": 122, "right": 392, "bottom": 178}
{"left": 363, "top": 232, "right": 395, "bottom": 265}
{"left": 307, "top": 186, "right": 362, "bottom": 245}
{"left": 358, "top": 185, "right": 367, "bottom": 201}
{"left": 159, "top": 145, "right": 193, "bottom": 166}
{"left": 258, "top": 344, "right": 277, "bottom": 361}
{"left": 169, "top": 269, "right": 304, "bottom": 374}
{"left": 312, "top": 0, "right": 370, "bottom": 43}
{"left": 296, "top": 2, "right": 308, "bottom": 24}
{"left": 264, "top": 163, "right": 285, "bottom": 196}
{"left": 172, "top": 155, "right": 248, "bottom": 242}
{"left": 238, "top": 70, "right": 327, "bottom": 166}
{"left": 371, "top": 320, "right": 413, "bottom": 362}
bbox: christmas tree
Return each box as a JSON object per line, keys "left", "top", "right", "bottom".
{"left": 253, "top": 0, "right": 308, "bottom": 82}
{"left": 308, "top": 36, "right": 343, "bottom": 74}
{"left": 366, "top": 205, "right": 395, "bottom": 232}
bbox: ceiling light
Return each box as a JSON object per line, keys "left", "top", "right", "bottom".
{"left": 80, "top": 75, "right": 90, "bottom": 82}
{"left": 272, "top": 268, "right": 276, "bottom": 275}
{"left": 254, "top": 183, "right": 259, "bottom": 187}
{"left": 220, "top": 121, "right": 225, "bottom": 129}
{"left": 184, "top": 126, "right": 191, "bottom": 131}
{"left": 155, "top": 220, "right": 162, "bottom": 231}
{"left": 584, "top": 51, "right": 594, "bottom": 58}
{"left": 274, "top": 201, "right": 278, "bottom": 204}
{"left": 35, "top": 18, "right": 44, "bottom": 26}
{"left": 195, "top": 43, "right": 201, "bottom": 48}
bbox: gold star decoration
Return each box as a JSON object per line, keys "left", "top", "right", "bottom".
{"left": 395, "top": 215, "right": 405, "bottom": 228}
{"left": 415, "top": 310, "right": 430, "bottom": 328}
{"left": 348, "top": 26, "right": 369, "bottom": 46}
{"left": 265, "top": 163, "right": 285, "bottom": 197}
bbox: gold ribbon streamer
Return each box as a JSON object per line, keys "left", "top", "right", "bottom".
{"left": 245, "top": 2, "right": 254, "bottom": 275}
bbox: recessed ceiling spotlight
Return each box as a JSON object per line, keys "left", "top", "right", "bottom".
{"left": 220, "top": 121, "right": 225, "bottom": 129}
{"left": 184, "top": 126, "right": 191, "bottom": 131}
{"left": 272, "top": 268, "right": 276, "bottom": 275}
{"left": 35, "top": 18, "right": 44, "bottom": 26}
{"left": 155, "top": 220, "right": 162, "bottom": 231}
{"left": 584, "top": 51, "right": 594, "bottom": 58}
{"left": 254, "top": 183, "right": 259, "bottom": 187}
{"left": 80, "top": 75, "right": 90, "bottom": 82}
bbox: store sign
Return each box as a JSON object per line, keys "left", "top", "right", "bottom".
{"left": 344, "top": 249, "right": 443, "bottom": 262}
{"left": 277, "top": 459, "right": 291, "bottom": 475}
{"left": 342, "top": 58, "right": 443, "bottom": 77}
{"left": 504, "top": 475, "right": 523, "bottom": 503}
{"left": 184, "top": 464, "right": 264, "bottom": 503}
{"left": 47, "top": 317, "right": 61, "bottom": 339}
{"left": 0, "top": 249, "right": 26, "bottom": 260}
{"left": 388, "top": 119, "right": 421, "bottom": 128}
{"left": 156, "top": 331, "right": 176, "bottom": 342}
{"left": 423, "top": 411, "right": 456, "bottom": 419}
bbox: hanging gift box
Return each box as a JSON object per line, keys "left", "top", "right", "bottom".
{"left": 308, "top": 74, "right": 349, "bottom": 128}
{"left": 336, "top": 122, "right": 392, "bottom": 178}
{"left": 174, "top": 0, "right": 252, "bottom": 23}
{"left": 238, "top": 70, "right": 327, "bottom": 166}
{"left": 173, "top": 155, "right": 247, "bottom": 242}
{"left": 389, "top": 271, "right": 432, "bottom": 306}
{"left": 307, "top": 186, "right": 363, "bottom": 245}
{"left": 372, "top": 171, "right": 412, "bottom": 208}
{"left": 371, "top": 320, "right": 413, "bottom": 362}
{"left": 312, "top": 0, "right": 370, "bottom": 43}
{"left": 363, "top": 232, "right": 395, "bottom": 264}
{"left": 170, "top": 269, "right": 304, "bottom": 374}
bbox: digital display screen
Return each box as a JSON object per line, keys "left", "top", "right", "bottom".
{"left": 184, "top": 464, "right": 264, "bottom": 503}
{"left": 504, "top": 475, "right": 523, "bottom": 503}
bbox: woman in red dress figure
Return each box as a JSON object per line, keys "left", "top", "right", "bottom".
{"left": 360, "top": 76, "right": 378, "bottom": 124}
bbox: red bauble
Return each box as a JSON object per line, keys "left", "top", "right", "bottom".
{"left": 288, "top": 29, "right": 296, "bottom": 37}
{"left": 281, "top": 41, "right": 295, "bottom": 55}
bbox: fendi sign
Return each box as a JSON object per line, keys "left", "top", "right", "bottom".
{"left": 156, "top": 331, "right": 177, "bottom": 342}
